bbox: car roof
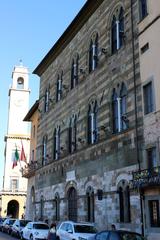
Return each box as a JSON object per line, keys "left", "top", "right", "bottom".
{"left": 99, "top": 230, "right": 141, "bottom": 236}
{"left": 60, "top": 221, "right": 95, "bottom": 226}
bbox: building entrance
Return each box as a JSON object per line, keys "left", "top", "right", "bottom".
{"left": 7, "top": 200, "right": 19, "bottom": 218}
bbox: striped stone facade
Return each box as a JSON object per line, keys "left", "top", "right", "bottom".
{"left": 31, "top": 0, "right": 144, "bottom": 234}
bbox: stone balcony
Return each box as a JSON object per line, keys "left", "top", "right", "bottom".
{"left": 132, "top": 166, "right": 160, "bottom": 189}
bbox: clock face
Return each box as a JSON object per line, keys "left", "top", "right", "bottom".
{"left": 14, "top": 98, "right": 24, "bottom": 107}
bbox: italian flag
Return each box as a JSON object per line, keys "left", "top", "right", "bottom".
{"left": 12, "top": 147, "right": 19, "bottom": 169}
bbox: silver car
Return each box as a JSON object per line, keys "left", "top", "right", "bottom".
{"left": 56, "top": 221, "right": 97, "bottom": 240}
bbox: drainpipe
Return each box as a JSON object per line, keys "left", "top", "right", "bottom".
{"left": 130, "top": 0, "right": 144, "bottom": 236}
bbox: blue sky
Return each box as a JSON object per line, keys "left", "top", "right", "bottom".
{"left": 0, "top": 0, "right": 86, "bottom": 188}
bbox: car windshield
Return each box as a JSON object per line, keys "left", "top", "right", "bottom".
{"left": 74, "top": 225, "right": 97, "bottom": 233}
{"left": 33, "top": 224, "right": 49, "bottom": 230}
{"left": 120, "top": 232, "right": 143, "bottom": 240}
{"left": 20, "top": 220, "right": 31, "bottom": 227}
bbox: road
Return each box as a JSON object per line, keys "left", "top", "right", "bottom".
{"left": 0, "top": 231, "right": 17, "bottom": 239}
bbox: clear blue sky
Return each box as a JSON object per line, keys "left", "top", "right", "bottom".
{"left": 0, "top": 0, "right": 86, "bottom": 188}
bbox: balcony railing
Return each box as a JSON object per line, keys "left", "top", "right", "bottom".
{"left": 132, "top": 166, "right": 160, "bottom": 188}
{"left": 22, "top": 161, "right": 38, "bottom": 178}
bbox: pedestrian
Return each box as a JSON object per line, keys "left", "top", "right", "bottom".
{"left": 111, "top": 224, "right": 116, "bottom": 230}
{"left": 47, "top": 222, "right": 57, "bottom": 240}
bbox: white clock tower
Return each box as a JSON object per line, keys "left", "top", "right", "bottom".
{"left": 0, "top": 62, "right": 30, "bottom": 219}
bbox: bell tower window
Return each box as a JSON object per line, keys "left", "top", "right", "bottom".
{"left": 17, "top": 77, "right": 24, "bottom": 89}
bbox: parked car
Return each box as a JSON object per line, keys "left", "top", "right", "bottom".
{"left": 2, "top": 218, "right": 16, "bottom": 234}
{"left": 0, "top": 217, "right": 7, "bottom": 231}
{"left": 11, "top": 219, "right": 31, "bottom": 238}
{"left": 21, "top": 221, "right": 49, "bottom": 240}
{"left": 89, "top": 230, "right": 144, "bottom": 240}
{"left": 56, "top": 221, "right": 97, "bottom": 240}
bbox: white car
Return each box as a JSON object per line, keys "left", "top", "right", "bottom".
{"left": 56, "top": 221, "right": 97, "bottom": 240}
{"left": 21, "top": 221, "right": 49, "bottom": 240}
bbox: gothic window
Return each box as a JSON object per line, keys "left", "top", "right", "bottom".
{"left": 139, "top": 0, "right": 148, "bottom": 20}
{"left": 67, "top": 187, "right": 77, "bottom": 221}
{"left": 55, "top": 193, "right": 60, "bottom": 221}
{"left": 88, "top": 101, "right": 98, "bottom": 144}
{"left": 112, "top": 83, "right": 128, "bottom": 133}
{"left": 44, "top": 88, "right": 49, "bottom": 112}
{"left": 118, "top": 181, "right": 131, "bottom": 223}
{"left": 111, "top": 7, "right": 124, "bottom": 54}
{"left": 56, "top": 74, "right": 63, "bottom": 102}
{"left": 143, "top": 82, "right": 154, "bottom": 114}
{"left": 86, "top": 186, "right": 95, "bottom": 222}
{"left": 42, "top": 135, "right": 47, "bottom": 166}
{"left": 53, "top": 127, "right": 61, "bottom": 160}
{"left": 17, "top": 77, "right": 24, "bottom": 89}
{"left": 71, "top": 56, "right": 79, "bottom": 89}
{"left": 89, "top": 34, "right": 98, "bottom": 73}
{"left": 68, "top": 115, "right": 77, "bottom": 153}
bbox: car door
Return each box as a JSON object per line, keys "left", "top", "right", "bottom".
{"left": 25, "top": 222, "right": 32, "bottom": 239}
{"left": 58, "top": 223, "right": 68, "bottom": 240}
{"left": 65, "top": 223, "right": 74, "bottom": 240}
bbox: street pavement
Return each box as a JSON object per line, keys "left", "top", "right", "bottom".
{"left": 0, "top": 231, "right": 17, "bottom": 239}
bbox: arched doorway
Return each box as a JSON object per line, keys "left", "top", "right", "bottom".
{"left": 7, "top": 200, "right": 19, "bottom": 218}
{"left": 30, "top": 186, "right": 35, "bottom": 220}
{"left": 67, "top": 187, "right": 77, "bottom": 221}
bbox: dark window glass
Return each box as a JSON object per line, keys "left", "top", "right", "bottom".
{"left": 33, "top": 224, "right": 49, "bottom": 229}
{"left": 88, "top": 102, "right": 98, "bottom": 144}
{"left": 87, "top": 187, "right": 95, "bottom": 222}
{"left": 139, "top": 0, "right": 148, "bottom": 20}
{"left": 42, "top": 136, "right": 47, "bottom": 165}
{"left": 68, "top": 187, "right": 77, "bottom": 221}
{"left": 119, "top": 7, "right": 124, "bottom": 48}
{"left": 74, "top": 225, "right": 97, "bottom": 233}
{"left": 143, "top": 82, "right": 154, "bottom": 114}
{"left": 149, "top": 200, "right": 160, "bottom": 227}
{"left": 147, "top": 147, "right": 156, "bottom": 169}
{"left": 56, "top": 75, "right": 62, "bottom": 102}
{"left": 71, "top": 57, "right": 79, "bottom": 89}
{"left": 68, "top": 117, "right": 77, "bottom": 153}
{"left": 120, "top": 83, "right": 127, "bottom": 131}
{"left": 118, "top": 185, "right": 131, "bottom": 223}
{"left": 44, "top": 88, "right": 49, "bottom": 112}
{"left": 112, "top": 89, "right": 118, "bottom": 133}
{"left": 53, "top": 128, "right": 60, "bottom": 160}
{"left": 89, "top": 35, "right": 98, "bottom": 73}
{"left": 96, "top": 231, "right": 109, "bottom": 240}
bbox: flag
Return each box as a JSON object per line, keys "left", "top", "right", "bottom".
{"left": 12, "top": 147, "right": 19, "bottom": 169}
{"left": 20, "top": 141, "right": 27, "bottom": 162}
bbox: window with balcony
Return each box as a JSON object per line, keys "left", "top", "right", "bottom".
{"left": 139, "top": 0, "right": 148, "bottom": 20}
{"left": 147, "top": 147, "right": 157, "bottom": 170}
{"left": 71, "top": 55, "right": 79, "bottom": 89}
{"left": 89, "top": 34, "right": 98, "bottom": 73}
{"left": 53, "top": 127, "right": 61, "bottom": 160}
{"left": 143, "top": 82, "right": 154, "bottom": 114}
{"left": 68, "top": 115, "right": 77, "bottom": 153}
{"left": 88, "top": 100, "right": 98, "bottom": 144}
{"left": 111, "top": 7, "right": 124, "bottom": 54}
{"left": 112, "top": 83, "right": 128, "bottom": 133}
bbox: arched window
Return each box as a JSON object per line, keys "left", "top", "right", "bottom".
{"left": 86, "top": 186, "right": 95, "bottom": 222}
{"left": 68, "top": 115, "right": 77, "bottom": 153}
{"left": 111, "top": 7, "right": 124, "bottom": 54}
{"left": 55, "top": 193, "right": 60, "bottom": 221}
{"left": 17, "top": 77, "right": 24, "bottom": 89}
{"left": 42, "top": 136, "right": 47, "bottom": 166}
{"left": 53, "top": 127, "right": 60, "bottom": 160}
{"left": 56, "top": 73, "right": 63, "bottom": 102}
{"left": 67, "top": 187, "right": 77, "bottom": 221}
{"left": 71, "top": 56, "right": 79, "bottom": 89}
{"left": 112, "top": 83, "right": 128, "bottom": 133}
{"left": 44, "top": 88, "right": 49, "bottom": 112}
{"left": 118, "top": 181, "right": 131, "bottom": 223}
{"left": 89, "top": 34, "right": 98, "bottom": 73}
{"left": 88, "top": 101, "right": 98, "bottom": 144}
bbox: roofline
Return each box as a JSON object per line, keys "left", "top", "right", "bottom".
{"left": 23, "top": 100, "right": 39, "bottom": 121}
{"left": 33, "top": 0, "right": 104, "bottom": 76}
